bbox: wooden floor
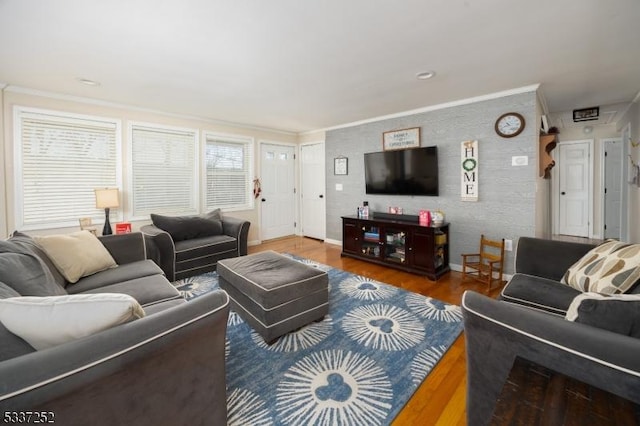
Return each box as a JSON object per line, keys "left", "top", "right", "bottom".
{"left": 248, "top": 236, "right": 505, "bottom": 426}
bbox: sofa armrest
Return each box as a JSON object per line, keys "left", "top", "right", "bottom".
{"left": 515, "top": 237, "right": 594, "bottom": 281}
{"left": 0, "top": 290, "right": 230, "bottom": 426}
{"left": 141, "top": 224, "right": 176, "bottom": 281}
{"left": 462, "top": 291, "right": 640, "bottom": 426}
{"left": 222, "top": 216, "right": 250, "bottom": 256}
{"left": 98, "top": 232, "right": 146, "bottom": 265}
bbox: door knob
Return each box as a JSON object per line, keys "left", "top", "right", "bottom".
{"left": 319, "top": 194, "right": 324, "bottom": 198}
{"left": 261, "top": 198, "right": 266, "bottom": 202}
{"left": 561, "top": 192, "right": 566, "bottom": 195}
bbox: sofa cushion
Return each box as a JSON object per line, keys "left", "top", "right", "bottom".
{"left": 566, "top": 292, "right": 640, "bottom": 338}
{"left": 142, "top": 298, "right": 187, "bottom": 316}
{"left": 79, "top": 275, "right": 182, "bottom": 307}
{"left": 174, "top": 234, "right": 237, "bottom": 263}
{"left": 0, "top": 294, "right": 145, "bottom": 350}
{"left": 0, "top": 240, "right": 67, "bottom": 297}
{"left": 500, "top": 273, "right": 581, "bottom": 315}
{"left": 0, "top": 281, "right": 20, "bottom": 299}
{"left": 561, "top": 240, "right": 640, "bottom": 294}
{"left": 67, "top": 260, "right": 165, "bottom": 294}
{"left": 9, "top": 231, "right": 67, "bottom": 289}
{"left": 150, "top": 214, "right": 223, "bottom": 242}
{"left": 34, "top": 231, "right": 117, "bottom": 284}
{"left": 0, "top": 321, "right": 36, "bottom": 361}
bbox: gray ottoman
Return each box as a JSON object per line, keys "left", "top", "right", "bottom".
{"left": 217, "top": 251, "right": 329, "bottom": 343}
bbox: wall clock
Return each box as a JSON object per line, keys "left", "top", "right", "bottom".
{"left": 495, "top": 112, "right": 525, "bottom": 138}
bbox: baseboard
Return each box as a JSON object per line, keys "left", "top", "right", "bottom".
{"left": 248, "top": 239, "right": 261, "bottom": 247}
{"left": 324, "top": 238, "right": 341, "bottom": 246}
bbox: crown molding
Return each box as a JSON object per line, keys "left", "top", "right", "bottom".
{"left": 314, "top": 84, "right": 541, "bottom": 133}
{"left": 3, "top": 85, "right": 298, "bottom": 137}
{"left": 536, "top": 87, "right": 550, "bottom": 116}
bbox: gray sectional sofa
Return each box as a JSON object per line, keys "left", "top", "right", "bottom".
{"left": 142, "top": 211, "right": 250, "bottom": 281}
{"left": 0, "top": 231, "right": 229, "bottom": 425}
{"left": 462, "top": 237, "right": 640, "bottom": 425}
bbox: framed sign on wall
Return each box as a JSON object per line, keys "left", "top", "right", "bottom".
{"left": 382, "top": 127, "right": 420, "bottom": 150}
{"left": 334, "top": 157, "right": 348, "bottom": 175}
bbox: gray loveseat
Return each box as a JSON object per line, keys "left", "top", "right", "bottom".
{"left": 142, "top": 212, "right": 250, "bottom": 281}
{"left": 0, "top": 231, "right": 229, "bottom": 425}
{"left": 462, "top": 237, "right": 640, "bottom": 425}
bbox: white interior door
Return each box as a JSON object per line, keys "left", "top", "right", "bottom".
{"left": 603, "top": 139, "right": 623, "bottom": 239}
{"left": 558, "top": 141, "right": 592, "bottom": 237}
{"left": 260, "top": 143, "right": 295, "bottom": 240}
{"left": 300, "top": 143, "right": 326, "bottom": 240}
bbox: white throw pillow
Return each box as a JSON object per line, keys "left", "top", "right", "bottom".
{"left": 0, "top": 294, "right": 145, "bottom": 350}
{"left": 34, "top": 230, "right": 117, "bottom": 283}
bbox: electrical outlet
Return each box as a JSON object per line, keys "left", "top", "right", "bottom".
{"left": 504, "top": 239, "right": 513, "bottom": 251}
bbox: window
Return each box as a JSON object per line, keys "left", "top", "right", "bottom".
{"left": 130, "top": 123, "right": 198, "bottom": 219}
{"left": 14, "top": 107, "right": 120, "bottom": 230}
{"left": 204, "top": 133, "right": 254, "bottom": 211}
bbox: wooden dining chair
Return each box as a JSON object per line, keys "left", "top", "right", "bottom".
{"left": 461, "top": 235, "right": 506, "bottom": 290}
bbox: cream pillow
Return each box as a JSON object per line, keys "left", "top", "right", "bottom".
{"left": 561, "top": 240, "right": 640, "bottom": 294}
{"left": 0, "top": 294, "right": 145, "bottom": 350}
{"left": 34, "top": 230, "right": 117, "bottom": 283}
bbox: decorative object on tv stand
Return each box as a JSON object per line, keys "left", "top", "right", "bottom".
{"left": 461, "top": 140, "right": 478, "bottom": 202}
{"left": 357, "top": 201, "right": 370, "bottom": 219}
{"left": 419, "top": 210, "right": 431, "bottom": 226}
{"left": 94, "top": 188, "right": 119, "bottom": 235}
{"left": 388, "top": 207, "right": 403, "bottom": 214}
{"left": 382, "top": 127, "right": 420, "bottom": 151}
{"left": 334, "top": 156, "right": 348, "bottom": 175}
{"left": 431, "top": 210, "right": 445, "bottom": 226}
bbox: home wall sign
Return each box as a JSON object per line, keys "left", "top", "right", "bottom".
{"left": 383, "top": 127, "right": 420, "bottom": 150}
{"left": 461, "top": 140, "right": 478, "bottom": 201}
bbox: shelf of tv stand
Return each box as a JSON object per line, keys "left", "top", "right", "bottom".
{"left": 341, "top": 214, "right": 450, "bottom": 280}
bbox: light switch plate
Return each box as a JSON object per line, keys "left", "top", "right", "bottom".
{"left": 335, "top": 183, "right": 343, "bottom": 191}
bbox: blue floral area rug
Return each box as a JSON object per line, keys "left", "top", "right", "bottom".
{"left": 173, "top": 254, "right": 464, "bottom": 426}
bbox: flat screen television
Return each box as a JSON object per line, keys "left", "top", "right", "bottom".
{"left": 364, "top": 146, "right": 438, "bottom": 196}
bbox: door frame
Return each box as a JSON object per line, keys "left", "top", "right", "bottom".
{"left": 552, "top": 139, "right": 594, "bottom": 238}
{"left": 621, "top": 123, "right": 632, "bottom": 242}
{"left": 257, "top": 140, "right": 299, "bottom": 242}
{"left": 600, "top": 138, "right": 625, "bottom": 240}
{"left": 299, "top": 140, "right": 326, "bottom": 240}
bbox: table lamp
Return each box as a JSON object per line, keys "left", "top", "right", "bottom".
{"left": 94, "top": 188, "right": 120, "bottom": 235}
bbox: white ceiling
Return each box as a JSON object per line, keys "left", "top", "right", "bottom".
{"left": 1, "top": 0, "right": 639, "bottom": 133}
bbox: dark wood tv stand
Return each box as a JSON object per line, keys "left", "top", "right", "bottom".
{"left": 341, "top": 214, "right": 449, "bottom": 280}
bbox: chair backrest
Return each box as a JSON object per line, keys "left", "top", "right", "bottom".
{"left": 479, "top": 234, "right": 505, "bottom": 265}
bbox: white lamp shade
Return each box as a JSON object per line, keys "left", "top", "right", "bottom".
{"left": 94, "top": 188, "right": 120, "bottom": 209}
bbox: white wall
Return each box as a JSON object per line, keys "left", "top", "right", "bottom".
{"left": 615, "top": 101, "right": 639, "bottom": 243}
{"left": 1, "top": 88, "right": 298, "bottom": 242}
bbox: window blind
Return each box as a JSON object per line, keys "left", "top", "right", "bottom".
{"left": 204, "top": 135, "right": 253, "bottom": 211}
{"left": 130, "top": 124, "right": 198, "bottom": 218}
{"left": 16, "top": 109, "right": 120, "bottom": 229}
